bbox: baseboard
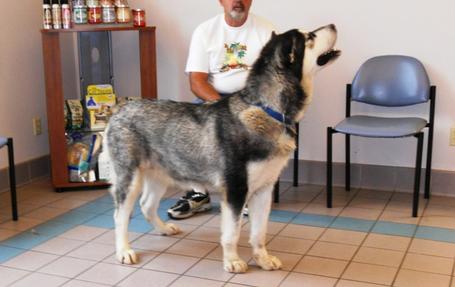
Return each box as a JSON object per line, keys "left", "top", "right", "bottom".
{"left": 0, "top": 155, "right": 50, "bottom": 193}
{"left": 280, "top": 159, "right": 455, "bottom": 197}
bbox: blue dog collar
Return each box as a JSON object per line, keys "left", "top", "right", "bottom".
{"left": 254, "top": 104, "right": 294, "bottom": 126}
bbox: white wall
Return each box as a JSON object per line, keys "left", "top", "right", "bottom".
{"left": 1, "top": 1, "right": 454, "bottom": 172}
{"left": 126, "top": 0, "right": 455, "bottom": 171}
{"left": 0, "top": 0, "right": 49, "bottom": 168}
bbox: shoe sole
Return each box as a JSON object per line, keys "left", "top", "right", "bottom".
{"left": 167, "top": 203, "right": 212, "bottom": 220}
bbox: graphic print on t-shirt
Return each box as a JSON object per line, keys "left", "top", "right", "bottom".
{"left": 220, "top": 42, "right": 248, "bottom": 72}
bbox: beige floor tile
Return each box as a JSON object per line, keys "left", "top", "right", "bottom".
{"left": 229, "top": 266, "right": 289, "bottom": 287}
{"left": 267, "top": 236, "right": 314, "bottom": 255}
{"left": 76, "top": 262, "right": 136, "bottom": 285}
{"left": 353, "top": 247, "right": 404, "bottom": 267}
{"left": 0, "top": 266, "right": 30, "bottom": 286}
{"left": 92, "top": 230, "right": 141, "bottom": 246}
{"left": 362, "top": 233, "right": 411, "bottom": 251}
{"left": 169, "top": 276, "right": 224, "bottom": 287}
{"left": 143, "top": 253, "right": 199, "bottom": 274}
{"left": 307, "top": 241, "right": 358, "bottom": 261}
{"left": 302, "top": 203, "right": 344, "bottom": 217}
{"left": 336, "top": 279, "right": 386, "bottom": 287}
{"left": 402, "top": 253, "right": 454, "bottom": 275}
{"left": 280, "top": 272, "right": 337, "bottom": 287}
{"left": 167, "top": 239, "right": 218, "bottom": 258}
{"left": 320, "top": 229, "right": 367, "bottom": 246}
{"left": 379, "top": 210, "right": 420, "bottom": 225}
{"left": 420, "top": 216, "right": 455, "bottom": 229}
{"left": 385, "top": 200, "right": 426, "bottom": 215}
{"left": 409, "top": 239, "right": 455, "bottom": 258}
{"left": 66, "top": 242, "right": 114, "bottom": 261}
{"left": 0, "top": 217, "right": 43, "bottom": 231}
{"left": 394, "top": 269, "right": 451, "bottom": 287}
{"left": 117, "top": 269, "right": 179, "bottom": 287}
{"left": 293, "top": 256, "right": 348, "bottom": 278}
{"left": 342, "top": 262, "right": 397, "bottom": 285}
{"left": 39, "top": 257, "right": 96, "bottom": 278}
{"left": 356, "top": 189, "right": 393, "bottom": 200}
{"left": 46, "top": 198, "right": 89, "bottom": 210}
{"left": 22, "top": 206, "right": 67, "bottom": 221}
{"left": 0, "top": 228, "right": 20, "bottom": 241}
{"left": 271, "top": 200, "right": 307, "bottom": 212}
{"left": 242, "top": 221, "right": 287, "bottom": 235}
{"left": 10, "top": 272, "right": 69, "bottom": 287}
{"left": 131, "top": 234, "right": 180, "bottom": 252}
{"left": 424, "top": 204, "right": 455, "bottom": 217}
{"left": 59, "top": 226, "right": 108, "bottom": 242}
{"left": 185, "top": 258, "right": 233, "bottom": 281}
{"left": 186, "top": 226, "right": 220, "bottom": 243}
{"left": 279, "top": 224, "right": 325, "bottom": 240}
{"left": 62, "top": 279, "right": 108, "bottom": 286}
{"left": 32, "top": 237, "right": 85, "bottom": 255}
{"left": 340, "top": 206, "right": 382, "bottom": 220}
{"left": 348, "top": 197, "right": 388, "bottom": 210}
{"left": 3, "top": 251, "right": 59, "bottom": 271}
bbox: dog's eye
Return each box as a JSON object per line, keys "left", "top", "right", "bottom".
{"left": 308, "top": 32, "right": 317, "bottom": 40}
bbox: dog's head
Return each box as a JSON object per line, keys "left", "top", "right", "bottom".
{"left": 301, "top": 24, "right": 341, "bottom": 76}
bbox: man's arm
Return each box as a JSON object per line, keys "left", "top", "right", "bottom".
{"left": 189, "top": 72, "right": 221, "bottom": 102}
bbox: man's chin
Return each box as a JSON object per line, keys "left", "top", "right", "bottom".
{"left": 229, "top": 10, "right": 246, "bottom": 21}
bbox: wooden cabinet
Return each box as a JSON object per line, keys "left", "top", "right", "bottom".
{"left": 41, "top": 26, "right": 157, "bottom": 191}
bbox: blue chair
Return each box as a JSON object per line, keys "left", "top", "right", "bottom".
{"left": 0, "top": 137, "right": 18, "bottom": 221}
{"left": 326, "top": 55, "right": 435, "bottom": 217}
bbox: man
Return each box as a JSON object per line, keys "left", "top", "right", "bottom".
{"left": 167, "top": 0, "right": 275, "bottom": 219}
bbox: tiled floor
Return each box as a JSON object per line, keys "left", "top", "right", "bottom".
{"left": 1, "top": 179, "right": 455, "bottom": 286}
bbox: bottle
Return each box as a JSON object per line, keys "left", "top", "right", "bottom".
{"left": 51, "top": 0, "right": 62, "bottom": 29}
{"left": 61, "top": 0, "right": 71, "bottom": 29}
{"left": 42, "top": 0, "right": 53, "bottom": 29}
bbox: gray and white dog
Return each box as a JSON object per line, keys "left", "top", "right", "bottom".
{"left": 105, "top": 24, "right": 340, "bottom": 273}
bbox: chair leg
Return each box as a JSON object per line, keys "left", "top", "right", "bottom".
{"left": 327, "top": 127, "right": 334, "bottom": 208}
{"left": 293, "top": 122, "right": 299, "bottom": 187}
{"left": 7, "top": 138, "right": 18, "bottom": 221}
{"left": 345, "top": 134, "right": 351, "bottom": 191}
{"left": 412, "top": 132, "right": 424, "bottom": 217}
{"left": 424, "top": 129, "right": 434, "bottom": 200}
{"left": 273, "top": 181, "right": 279, "bottom": 203}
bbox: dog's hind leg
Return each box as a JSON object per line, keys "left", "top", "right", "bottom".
{"left": 112, "top": 170, "right": 142, "bottom": 264}
{"left": 221, "top": 200, "right": 248, "bottom": 273}
{"left": 248, "top": 185, "right": 282, "bottom": 270}
{"left": 139, "top": 172, "right": 180, "bottom": 236}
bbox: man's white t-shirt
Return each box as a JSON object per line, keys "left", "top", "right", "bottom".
{"left": 186, "top": 14, "right": 275, "bottom": 94}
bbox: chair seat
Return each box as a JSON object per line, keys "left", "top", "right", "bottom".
{"left": 0, "top": 136, "right": 7, "bottom": 148}
{"left": 334, "top": 115, "right": 427, "bottom": 138}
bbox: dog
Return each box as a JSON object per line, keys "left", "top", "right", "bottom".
{"left": 104, "top": 24, "right": 340, "bottom": 273}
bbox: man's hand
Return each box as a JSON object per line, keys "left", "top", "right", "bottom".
{"left": 189, "top": 72, "right": 222, "bottom": 102}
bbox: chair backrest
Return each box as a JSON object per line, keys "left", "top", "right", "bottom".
{"left": 351, "top": 55, "right": 430, "bottom": 107}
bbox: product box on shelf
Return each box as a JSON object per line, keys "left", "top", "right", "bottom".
{"left": 85, "top": 84, "right": 116, "bottom": 131}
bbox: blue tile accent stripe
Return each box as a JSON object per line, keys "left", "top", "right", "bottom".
{"left": 2, "top": 193, "right": 455, "bottom": 264}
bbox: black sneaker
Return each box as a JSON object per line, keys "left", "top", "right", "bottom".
{"left": 167, "top": 190, "right": 211, "bottom": 219}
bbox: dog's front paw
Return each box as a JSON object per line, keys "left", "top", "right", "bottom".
{"left": 224, "top": 258, "right": 248, "bottom": 273}
{"left": 160, "top": 223, "right": 181, "bottom": 236}
{"left": 254, "top": 254, "right": 282, "bottom": 270}
{"left": 116, "top": 248, "right": 137, "bottom": 264}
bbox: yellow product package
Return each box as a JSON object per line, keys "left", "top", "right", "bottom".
{"left": 85, "top": 93, "right": 116, "bottom": 130}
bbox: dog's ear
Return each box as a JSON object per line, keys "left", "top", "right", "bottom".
{"left": 289, "top": 31, "right": 305, "bottom": 79}
{"left": 281, "top": 30, "right": 305, "bottom": 79}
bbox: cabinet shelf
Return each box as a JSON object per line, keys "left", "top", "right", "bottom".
{"left": 41, "top": 26, "right": 157, "bottom": 191}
